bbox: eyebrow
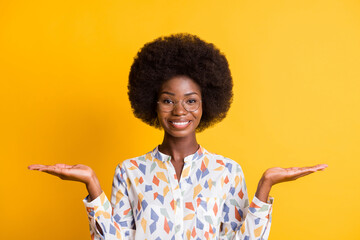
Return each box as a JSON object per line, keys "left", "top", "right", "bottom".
{"left": 160, "top": 91, "right": 200, "bottom": 96}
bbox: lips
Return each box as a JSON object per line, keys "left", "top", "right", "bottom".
{"left": 169, "top": 120, "right": 191, "bottom": 129}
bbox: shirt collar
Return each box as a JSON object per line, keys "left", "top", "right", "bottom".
{"left": 150, "top": 145, "right": 206, "bottom": 163}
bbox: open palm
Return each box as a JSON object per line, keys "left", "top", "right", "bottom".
{"left": 263, "top": 164, "right": 328, "bottom": 185}
{"left": 28, "top": 164, "right": 94, "bottom": 184}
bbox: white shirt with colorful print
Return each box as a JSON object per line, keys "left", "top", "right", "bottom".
{"left": 83, "top": 145, "right": 273, "bottom": 240}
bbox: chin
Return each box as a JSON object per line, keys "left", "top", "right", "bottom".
{"left": 171, "top": 131, "right": 194, "bottom": 138}
{"left": 164, "top": 128, "right": 193, "bottom": 138}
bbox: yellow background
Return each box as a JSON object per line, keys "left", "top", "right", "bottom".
{"left": 1, "top": 0, "right": 359, "bottom": 239}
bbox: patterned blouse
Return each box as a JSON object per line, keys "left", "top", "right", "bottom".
{"left": 83, "top": 145, "right": 273, "bottom": 240}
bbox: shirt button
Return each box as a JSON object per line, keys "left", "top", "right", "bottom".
{"left": 175, "top": 225, "right": 181, "bottom": 232}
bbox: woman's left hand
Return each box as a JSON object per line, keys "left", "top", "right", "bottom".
{"left": 255, "top": 164, "right": 328, "bottom": 202}
{"left": 262, "top": 164, "right": 328, "bottom": 186}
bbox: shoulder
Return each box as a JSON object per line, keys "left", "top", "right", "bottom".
{"left": 117, "top": 153, "right": 148, "bottom": 168}
{"left": 203, "top": 148, "right": 244, "bottom": 176}
{"left": 120, "top": 152, "right": 151, "bottom": 167}
{"left": 115, "top": 149, "right": 158, "bottom": 176}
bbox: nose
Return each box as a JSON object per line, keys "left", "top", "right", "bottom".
{"left": 172, "top": 101, "right": 187, "bottom": 115}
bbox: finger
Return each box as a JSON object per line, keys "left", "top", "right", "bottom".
{"left": 287, "top": 165, "right": 328, "bottom": 180}
{"left": 304, "top": 164, "right": 328, "bottom": 172}
{"left": 38, "top": 166, "right": 69, "bottom": 176}
{"left": 287, "top": 164, "right": 328, "bottom": 170}
{"left": 40, "top": 166, "right": 73, "bottom": 179}
{"left": 28, "top": 164, "right": 48, "bottom": 170}
{"left": 314, "top": 164, "right": 328, "bottom": 170}
{"left": 284, "top": 167, "right": 318, "bottom": 179}
{"left": 288, "top": 164, "right": 327, "bottom": 175}
{"left": 28, "top": 164, "right": 72, "bottom": 170}
{"left": 54, "top": 164, "right": 72, "bottom": 169}
{"left": 40, "top": 169, "right": 63, "bottom": 178}
{"left": 302, "top": 164, "right": 328, "bottom": 170}
{"left": 290, "top": 171, "right": 314, "bottom": 180}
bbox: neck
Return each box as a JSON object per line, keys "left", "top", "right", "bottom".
{"left": 159, "top": 132, "right": 199, "bottom": 163}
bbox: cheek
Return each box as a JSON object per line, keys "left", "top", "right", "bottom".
{"left": 193, "top": 108, "right": 203, "bottom": 121}
{"left": 157, "top": 111, "right": 168, "bottom": 125}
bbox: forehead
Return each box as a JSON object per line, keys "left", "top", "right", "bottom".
{"left": 160, "top": 76, "right": 201, "bottom": 95}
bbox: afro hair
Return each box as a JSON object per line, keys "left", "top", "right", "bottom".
{"left": 128, "top": 33, "right": 233, "bottom": 132}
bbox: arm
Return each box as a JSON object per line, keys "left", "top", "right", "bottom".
{"left": 28, "top": 163, "right": 103, "bottom": 200}
{"left": 28, "top": 163, "right": 135, "bottom": 240}
{"left": 255, "top": 164, "right": 328, "bottom": 202}
{"left": 219, "top": 166, "right": 273, "bottom": 240}
{"left": 83, "top": 164, "right": 135, "bottom": 240}
{"left": 220, "top": 164, "right": 328, "bottom": 240}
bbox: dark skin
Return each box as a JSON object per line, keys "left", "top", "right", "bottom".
{"left": 158, "top": 133, "right": 199, "bottom": 182}
{"left": 28, "top": 76, "right": 328, "bottom": 204}
{"left": 156, "top": 76, "right": 203, "bottom": 181}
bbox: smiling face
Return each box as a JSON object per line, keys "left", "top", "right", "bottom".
{"left": 157, "top": 76, "right": 202, "bottom": 139}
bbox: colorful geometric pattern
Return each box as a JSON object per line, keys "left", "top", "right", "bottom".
{"left": 83, "top": 146, "right": 273, "bottom": 239}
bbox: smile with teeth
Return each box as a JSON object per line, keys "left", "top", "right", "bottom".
{"left": 169, "top": 121, "right": 191, "bottom": 128}
{"left": 172, "top": 121, "right": 189, "bottom": 125}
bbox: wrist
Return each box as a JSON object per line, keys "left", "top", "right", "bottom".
{"left": 255, "top": 177, "right": 273, "bottom": 203}
{"left": 85, "top": 171, "right": 102, "bottom": 201}
{"left": 259, "top": 175, "right": 273, "bottom": 189}
{"left": 85, "top": 169, "right": 97, "bottom": 186}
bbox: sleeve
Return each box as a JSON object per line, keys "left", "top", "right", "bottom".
{"left": 83, "top": 164, "right": 135, "bottom": 240}
{"left": 219, "top": 166, "right": 273, "bottom": 240}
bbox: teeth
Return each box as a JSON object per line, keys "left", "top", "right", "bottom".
{"left": 172, "top": 121, "right": 189, "bottom": 126}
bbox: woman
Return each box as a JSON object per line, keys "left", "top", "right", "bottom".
{"left": 29, "top": 34, "right": 327, "bottom": 240}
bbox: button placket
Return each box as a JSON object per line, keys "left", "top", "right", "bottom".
{"left": 165, "top": 159, "right": 184, "bottom": 238}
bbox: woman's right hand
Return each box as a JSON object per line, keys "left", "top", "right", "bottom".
{"left": 28, "top": 164, "right": 103, "bottom": 201}
{"left": 28, "top": 164, "right": 95, "bottom": 183}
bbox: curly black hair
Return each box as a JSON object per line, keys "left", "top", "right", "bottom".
{"left": 128, "top": 33, "right": 233, "bottom": 132}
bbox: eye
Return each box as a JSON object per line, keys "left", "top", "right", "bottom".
{"left": 186, "top": 99, "right": 198, "bottom": 105}
{"left": 162, "top": 99, "right": 174, "bottom": 104}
